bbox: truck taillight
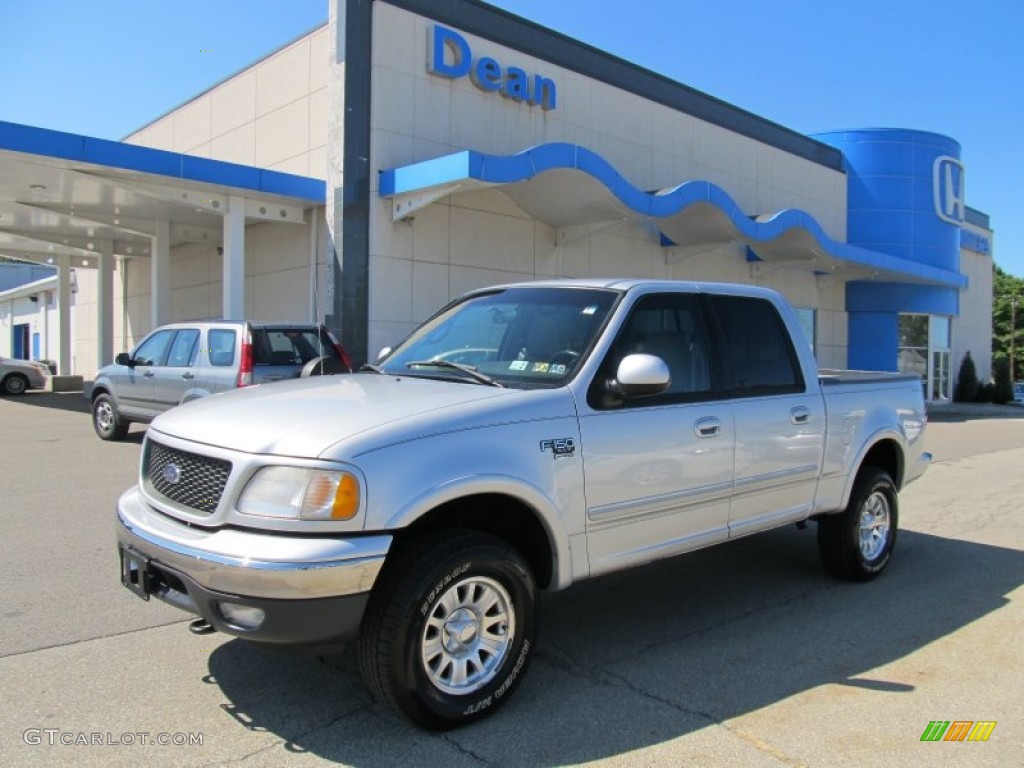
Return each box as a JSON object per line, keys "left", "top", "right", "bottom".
{"left": 237, "top": 332, "right": 253, "bottom": 387}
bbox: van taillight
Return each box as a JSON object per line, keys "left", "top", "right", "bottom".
{"left": 237, "top": 334, "right": 253, "bottom": 387}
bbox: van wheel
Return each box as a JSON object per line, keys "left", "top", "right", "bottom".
{"left": 818, "top": 467, "right": 898, "bottom": 581}
{"left": 358, "top": 530, "right": 537, "bottom": 730}
{"left": 92, "top": 393, "right": 129, "bottom": 440}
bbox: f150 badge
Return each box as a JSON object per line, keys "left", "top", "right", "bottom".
{"left": 540, "top": 438, "right": 575, "bottom": 459}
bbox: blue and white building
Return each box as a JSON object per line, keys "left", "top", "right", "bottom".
{"left": 0, "top": 0, "right": 993, "bottom": 399}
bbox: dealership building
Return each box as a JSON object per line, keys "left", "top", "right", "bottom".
{"left": 0, "top": 0, "right": 994, "bottom": 398}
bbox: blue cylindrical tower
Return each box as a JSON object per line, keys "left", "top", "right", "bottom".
{"left": 813, "top": 129, "right": 962, "bottom": 372}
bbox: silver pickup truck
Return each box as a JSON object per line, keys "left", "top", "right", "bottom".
{"left": 116, "top": 279, "right": 929, "bottom": 729}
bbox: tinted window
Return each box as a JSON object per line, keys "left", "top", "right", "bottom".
{"left": 166, "top": 329, "right": 199, "bottom": 368}
{"left": 252, "top": 328, "right": 338, "bottom": 366}
{"left": 590, "top": 293, "right": 713, "bottom": 409}
{"left": 133, "top": 330, "right": 175, "bottom": 366}
{"left": 207, "top": 329, "right": 236, "bottom": 367}
{"left": 710, "top": 296, "right": 803, "bottom": 395}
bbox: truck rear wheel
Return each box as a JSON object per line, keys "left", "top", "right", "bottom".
{"left": 818, "top": 467, "right": 898, "bottom": 581}
{"left": 357, "top": 530, "right": 537, "bottom": 730}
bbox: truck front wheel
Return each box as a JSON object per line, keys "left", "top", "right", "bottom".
{"left": 818, "top": 467, "right": 898, "bottom": 581}
{"left": 357, "top": 530, "right": 537, "bottom": 730}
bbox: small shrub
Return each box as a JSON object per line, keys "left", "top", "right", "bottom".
{"left": 954, "top": 352, "right": 979, "bottom": 403}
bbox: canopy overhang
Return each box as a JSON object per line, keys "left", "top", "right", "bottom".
{"left": 380, "top": 143, "right": 967, "bottom": 290}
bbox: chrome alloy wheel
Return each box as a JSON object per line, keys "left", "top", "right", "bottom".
{"left": 420, "top": 576, "right": 515, "bottom": 696}
{"left": 95, "top": 400, "right": 115, "bottom": 433}
{"left": 858, "top": 490, "right": 891, "bottom": 561}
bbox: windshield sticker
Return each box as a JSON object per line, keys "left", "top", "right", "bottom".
{"left": 582, "top": 306, "right": 598, "bottom": 316}
{"left": 532, "top": 362, "right": 550, "bottom": 373}
{"left": 509, "top": 360, "right": 529, "bottom": 371}
{"left": 550, "top": 364, "right": 567, "bottom": 375}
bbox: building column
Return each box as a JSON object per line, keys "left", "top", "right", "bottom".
{"left": 222, "top": 195, "right": 246, "bottom": 320}
{"left": 57, "top": 255, "right": 72, "bottom": 375}
{"left": 97, "top": 240, "right": 114, "bottom": 368}
{"left": 151, "top": 220, "right": 170, "bottom": 328}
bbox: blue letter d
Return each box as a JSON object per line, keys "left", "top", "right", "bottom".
{"left": 430, "top": 25, "right": 471, "bottom": 79}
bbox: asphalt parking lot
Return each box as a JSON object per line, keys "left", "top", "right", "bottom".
{"left": 0, "top": 392, "right": 1021, "bottom": 767}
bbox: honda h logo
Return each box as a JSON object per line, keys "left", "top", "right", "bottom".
{"left": 933, "top": 156, "right": 965, "bottom": 225}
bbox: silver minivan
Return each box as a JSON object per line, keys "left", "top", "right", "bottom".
{"left": 89, "top": 321, "right": 351, "bottom": 440}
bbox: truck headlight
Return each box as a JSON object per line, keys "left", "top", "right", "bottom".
{"left": 237, "top": 467, "right": 360, "bottom": 521}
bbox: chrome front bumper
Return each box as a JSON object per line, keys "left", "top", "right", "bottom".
{"left": 116, "top": 485, "right": 390, "bottom": 601}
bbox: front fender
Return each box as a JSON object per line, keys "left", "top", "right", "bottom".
{"left": 384, "top": 474, "right": 575, "bottom": 590}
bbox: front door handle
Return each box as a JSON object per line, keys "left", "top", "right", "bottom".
{"left": 143, "top": 370, "right": 154, "bottom": 378}
{"left": 791, "top": 406, "right": 811, "bottom": 425}
{"left": 695, "top": 417, "right": 722, "bottom": 438}
{"left": 182, "top": 372, "right": 194, "bottom": 380}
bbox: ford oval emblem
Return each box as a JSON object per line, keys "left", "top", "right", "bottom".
{"left": 163, "top": 463, "right": 182, "bottom": 485}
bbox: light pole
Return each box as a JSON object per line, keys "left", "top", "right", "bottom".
{"left": 1012, "top": 296, "right": 1018, "bottom": 383}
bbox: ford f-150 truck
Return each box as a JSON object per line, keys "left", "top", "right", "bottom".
{"left": 116, "top": 279, "right": 930, "bottom": 729}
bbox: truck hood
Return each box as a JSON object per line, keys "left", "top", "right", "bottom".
{"left": 149, "top": 373, "right": 571, "bottom": 459}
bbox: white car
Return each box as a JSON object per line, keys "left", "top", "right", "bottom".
{"left": 0, "top": 356, "right": 49, "bottom": 395}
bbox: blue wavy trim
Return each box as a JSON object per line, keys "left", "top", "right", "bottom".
{"left": 379, "top": 142, "right": 966, "bottom": 289}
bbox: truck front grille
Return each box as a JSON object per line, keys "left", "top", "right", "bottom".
{"left": 144, "top": 439, "right": 232, "bottom": 515}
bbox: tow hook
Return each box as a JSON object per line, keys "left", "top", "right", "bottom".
{"left": 189, "top": 618, "right": 216, "bottom": 635}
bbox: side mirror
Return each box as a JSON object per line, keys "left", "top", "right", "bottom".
{"left": 115, "top": 352, "right": 134, "bottom": 367}
{"left": 615, "top": 354, "right": 670, "bottom": 397}
{"left": 377, "top": 346, "right": 393, "bottom": 361}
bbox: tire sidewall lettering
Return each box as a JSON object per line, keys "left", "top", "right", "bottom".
{"left": 420, "top": 561, "right": 472, "bottom": 617}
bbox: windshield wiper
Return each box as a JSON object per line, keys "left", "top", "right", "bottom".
{"left": 405, "top": 360, "right": 505, "bottom": 388}
{"left": 359, "top": 363, "right": 384, "bottom": 373}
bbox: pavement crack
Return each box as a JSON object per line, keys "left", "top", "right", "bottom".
{"left": 437, "top": 732, "right": 492, "bottom": 766}
{"left": 0, "top": 619, "right": 191, "bottom": 660}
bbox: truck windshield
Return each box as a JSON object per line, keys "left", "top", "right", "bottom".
{"left": 380, "top": 287, "right": 619, "bottom": 388}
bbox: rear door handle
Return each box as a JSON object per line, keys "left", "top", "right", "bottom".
{"left": 143, "top": 370, "right": 154, "bottom": 378}
{"left": 182, "top": 372, "right": 194, "bottom": 380}
{"left": 695, "top": 417, "right": 722, "bottom": 438}
{"left": 791, "top": 406, "right": 811, "bottom": 425}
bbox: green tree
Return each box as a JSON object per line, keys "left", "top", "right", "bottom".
{"left": 992, "top": 265, "right": 1024, "bottom": 382}
{"left": 993, "top": 358, "right": 1014, "bottom": 404}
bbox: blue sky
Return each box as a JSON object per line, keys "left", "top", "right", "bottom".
{"left": 3, "top": 0, "right": 1022, "bottom": 276}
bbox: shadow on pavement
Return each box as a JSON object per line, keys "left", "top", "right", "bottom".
{"left": 205, "top": 526, "right": 1024, "bottom": 765}
{"left": 0, "top": 390, "right": 91, "bottom": 414}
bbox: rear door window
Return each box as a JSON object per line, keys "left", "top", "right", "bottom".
{"left": 165, "top": 329, "right": 200, "bottom": 368}
{"left": 708, "top": 295, "right": 804, "bottom": 396}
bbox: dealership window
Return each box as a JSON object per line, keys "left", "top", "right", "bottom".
{"left": 793, "top": 308, "right": 816, "bottom": 354}
{"left": 898, "top": 314, "right": 951, "bottom": 401}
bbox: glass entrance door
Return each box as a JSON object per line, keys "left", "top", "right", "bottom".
{"left": 898, "top": 315, "right": 951, "bottom": 401}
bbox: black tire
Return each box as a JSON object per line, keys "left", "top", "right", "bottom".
{"left": 2, "top": 374, "right": 29, "bottom": 395}
{"left": 92, "top": 393, "right": 130, "bottom": 441}
{"left": 358, "top": 530, "right": 537, "bottom": 730}
{"left": 818, "top": 467, "right": 898, "bottom": 581}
